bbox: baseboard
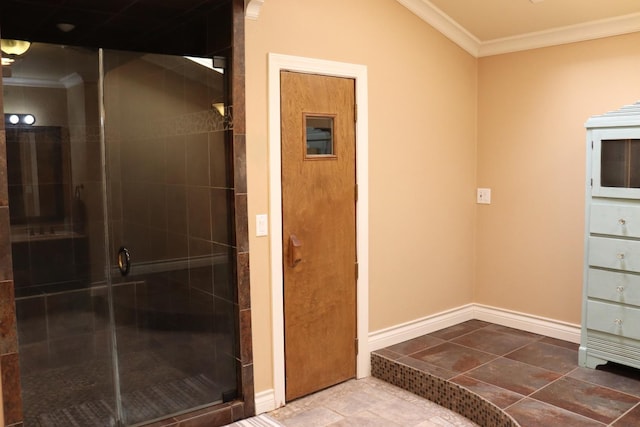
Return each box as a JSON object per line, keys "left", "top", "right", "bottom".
{"left": 254, "top": 389, "right": 277, "bottom": 415}
{"left": 368, "top": 303, "right": 581, "bottom": 354}
{"left": 473, "top": 304, "right": 581, "bottom": 344}
{"left": 255, "top": 303, "right": 581, "bottom": 412}
{"left": 368, "top": 304, "right": 475, "bottom": 351}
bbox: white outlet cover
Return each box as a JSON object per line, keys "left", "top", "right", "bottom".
{"left": 477, "top": 188, "right": 491, "bottom": 204}
{"left": 256, "top": 214, "right": 268, "bottom": 236}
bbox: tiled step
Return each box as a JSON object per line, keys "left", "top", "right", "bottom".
{"left": 371, "top": 351, "right": 519, "bottom": 427}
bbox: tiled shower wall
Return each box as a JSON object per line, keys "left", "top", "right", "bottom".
{"left": 0, "top": 0, "right": 253, "bottom": 425}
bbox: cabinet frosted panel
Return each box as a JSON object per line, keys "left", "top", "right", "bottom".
{"left": 601, "top": 139, "right": 640, "bottom": 188}
{"left": 631, "top": 141, "right": 640, "bottom": 187}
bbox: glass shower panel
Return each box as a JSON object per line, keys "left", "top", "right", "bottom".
{"left": 102, "top": 49, "right": 238, "bottom": 425}
{"left": 5, "top": 42, "right": 117, "bottom": 426}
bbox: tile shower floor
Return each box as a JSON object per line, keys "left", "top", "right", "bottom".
{"left": 248, "top": 320, "right": 640, "bottom": 427}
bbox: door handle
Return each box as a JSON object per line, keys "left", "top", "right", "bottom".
{"left": 289, "top": 234, "right": 302, "bottom": 268}
{"left": 117, "top": 246, "right": 131, "bottom": 276}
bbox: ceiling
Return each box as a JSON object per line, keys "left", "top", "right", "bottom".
{"left": 428, "top": 0, "right": 640, "bottom": 41}
{"left": 394, "top": 0, "right": 640, "bottom": 56}
{"left": 0, "top": 0, "right": 232, "bottom": 56}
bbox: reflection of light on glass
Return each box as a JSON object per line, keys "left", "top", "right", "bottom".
{"left": 9, "top": 114, "right": 19, "bottom": 125}
{"left": 23, "top": 114, "right": 35, "bottom": 125}
{"left": 185, "top": 56, "right": 224, "bottom": 74}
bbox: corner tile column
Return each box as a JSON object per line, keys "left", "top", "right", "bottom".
{"left": 0, "top": 50, "right": 25, "bottom": 426}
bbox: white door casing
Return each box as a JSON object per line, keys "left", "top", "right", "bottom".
{"left": 268, "top": 53, "right": 369, "bottom": 407}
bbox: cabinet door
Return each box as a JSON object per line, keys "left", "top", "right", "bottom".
{"left": 592, "top": 128, "right": 640, "bottom": 199}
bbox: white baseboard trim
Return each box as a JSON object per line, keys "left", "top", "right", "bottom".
{"left": 254, "top": 303, "right": 581, "bottom": 412}
{"left": 473, "top": 304, "right": 581, "bottom": 344}
{"left": 255, "top": 389, "right": 277, "bottom": 415}
{"left": 368, "top": 304, "right": 475, "bottom": 351}
{"left": 368, "top": 303, "right": 581, "bottom": 354}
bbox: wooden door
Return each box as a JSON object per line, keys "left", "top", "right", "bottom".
{"left": 281, "top": 71, "right": 357, "bottom": 401}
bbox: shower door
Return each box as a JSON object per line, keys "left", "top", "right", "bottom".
{"left": 8, "top": 42, "right": 238, "bottom": 426}
{"left": 102, "top": 49, "right": 238, "bottom": 425}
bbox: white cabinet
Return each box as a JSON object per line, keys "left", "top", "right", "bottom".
{"left": 581, "top": 101, "right": 640, "bottom": 369}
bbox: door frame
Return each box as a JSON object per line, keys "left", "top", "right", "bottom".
{"left": 268, "top": 53, "right": 369, "bottom": 407}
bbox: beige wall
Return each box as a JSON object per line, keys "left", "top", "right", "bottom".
{"left": 246, "top": 0, "right": 478, "bottom": 392}
{"left": 476, "top": 32, "right": 640, "bottom": 323}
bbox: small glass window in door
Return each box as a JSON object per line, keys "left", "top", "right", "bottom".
{"left": 305, "top": 115, "right": 335, "bottom": 158}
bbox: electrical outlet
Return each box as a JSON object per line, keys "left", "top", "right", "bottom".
{"left": 477, "top": 188, "right": 491, "bottom": 204}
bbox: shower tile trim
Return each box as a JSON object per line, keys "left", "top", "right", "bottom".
{"left": 371, "top": 352, "right": 520, "bottom": 427}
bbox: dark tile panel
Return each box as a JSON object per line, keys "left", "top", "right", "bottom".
{"left": 234, "top": 193, "right": 248, "bottom": 253}
{"left": 241, "top": 363, "right": 255, "bottom": 417}
{"left": 427, "top": 319, "right": 491, "bottom": 341}
{"left": 0, "top": 130, "right": 7, "bottom": 206}
{"left": 452, "top": 327, "right": 539, "bottom": 356}
{"left": 1, "top": 352, "right": 23, "bottom": 425}
{"left": 174, "top": 404, "right": 233, "bottom": 426}
{"left": 233, "top": 134, "right": 247, "bottom": 194}
{"left": 386, "top": 335, "right": 446, "bottom": 356}
{"left": 505, "top": 340, "right": 579, "bottom": 374}
{"left": 409, "top": 342, "right": 497, "bottom": 374}
{"left": 236, "top": 252, "right": 250, "bottom": 310}
{"left": 569, "top": 365, "right": 640, "bottom": 398}
{"left": 239, "top": 308, "right": 252, "bottom": 364}
{"left": 451, "top": 375, "right": 524, "bottom": 409}
{"left": 0, "top": 280, "right": 18, "bottom": 354}
{"left": 531, "top": 376, "right": 639, "bottom": 424}
{"left": 0, "top": 207, "right": 12, "bottom": 281}
{"left": 615, "top": 404, "right": 640, "bottom": 427}
{"left": 466, "top": 357, "right": 562, "bottom": 396}
{"left": 506, "top": 398, "right": 604, "bottom": 427}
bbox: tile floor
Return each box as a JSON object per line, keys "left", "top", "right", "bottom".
{"left": 240, "top": 320, "right": 640, "bottom": 427}
{"left": 267, "top": 376, "right": 478, "bottom": 426}
{"left": 372, "top": 320, "right": 640, "bottom": 426}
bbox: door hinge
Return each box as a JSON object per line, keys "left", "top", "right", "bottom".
{"left": 591, "top": 140, "right": 594, "bottom": 149}
{"left": 354, "top": 103, "right": 358, "bottom": 122}
{"left": 355, "top": 338, "right": 359, "bottom": 355}
{"left": 355, "top": 262, "right": 359, "bottom": 280}
{"left": 590, "top": 178, "right": 593, "bottom": 187}
{"left": 355, "top": 184, "right": 358, "bottom": 202}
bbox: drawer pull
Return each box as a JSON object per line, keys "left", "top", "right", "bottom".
{"left": 619, "top": 218, "right": 627, "bottom": 225}
{"left": 614, "top": 318, "right": 623, "bottom": 326}
{"left": 616, "top": 285, "right": 625, "bottom": 293}
{"left": 617, "top": 253, "right": 625, "bottom": 260}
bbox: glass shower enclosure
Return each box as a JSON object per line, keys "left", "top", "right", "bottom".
{"left": 6, "top": 42, "right": 237, "bottom": 426}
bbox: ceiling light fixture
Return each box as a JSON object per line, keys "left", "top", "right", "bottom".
{"left": 1, "top": 39, "right": 31, "bottom": 56}
{"left": 5, "top": 114, "right": 36, "bottom": 126}
{"left": 56, "top": 23, "right": 76, "bottom": 33}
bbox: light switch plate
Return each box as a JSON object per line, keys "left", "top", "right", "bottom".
{"left": 477, "top": 188, "right": 491, "bottom": 204}
{"left": 256, "top": 214, "right": 268, "bottom": 236}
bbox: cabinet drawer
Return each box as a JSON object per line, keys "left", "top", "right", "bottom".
{"left": 588, "top": 237, "right": 640, "bottom": 273}
{"left": 588, "top": 268, "right": 640, "bottom": 306}
{"left": 591, "top": 203, "right": 640, "bottom": 238}
{"left": 587, "top": 300, "right": 640, "bottom": 340}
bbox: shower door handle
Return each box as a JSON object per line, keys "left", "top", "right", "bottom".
{"left": 117, "top": 246, "right": 131, "bottom": 276}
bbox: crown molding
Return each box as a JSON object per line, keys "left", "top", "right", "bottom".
{"left": 395, "top": 0, "right": 480, "bottom": 56}
{"left": 478, "top": 12, "right": 640, "bottom": 57}
{"left": 245, "top": 0, "right": 265, "bottom": 20}
{"left": 397, "top": 0, "right": 640, "bottom": 58}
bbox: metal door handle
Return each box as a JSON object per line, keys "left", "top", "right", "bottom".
{"left": 117, "top": 246, "right": 131, "bottom": 276}
{"left": 289, "top": 234, "right": 302, "bottom": 268}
